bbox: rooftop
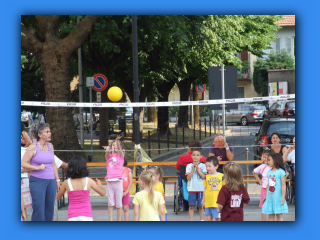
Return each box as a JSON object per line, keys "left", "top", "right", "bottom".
{"left": 275, "top": 15, "right": 295, "bottom": 26}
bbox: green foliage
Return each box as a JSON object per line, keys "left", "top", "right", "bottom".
{"left": 169, "top": 106, "right": 179, "bottom": 117}
{"left": 199, "top": 105, "right": 211, "bottom": 117}
{"left": 253, "top": 49, "right": 295, "bottom": 96}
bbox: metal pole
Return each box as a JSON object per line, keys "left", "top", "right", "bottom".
{"left": 65, "top": 135, "right": 69, "bottom": 207}
{"left": 193, "top": 117, "right": 195, "bottom": 140}
{"left": 221, "top": 65, "right": 225, "bottom": 138}
{"left": 132, "top": 15, "right": 140, "bottom": 147}
{"left": 205, "top": 118, "right": 207, "bottom": 138}
{"left": 245, "top": 148, "right": 249, "bottom": 189}
{"left": 175, "top": 124, "right": 178, "bottom": 149}
{"left": 148, "top": 130, "right": 151, "bottom": 157}
{"left": 90, "top": 87, "right": 93, "bottom": 161}
{"left": 167, "top": 127, "right": 170, "bottom": 151}
{"left": 77, "top": 17, "right": 84, "bottom": 148}
{"left": 158, "top": 128, "right": 160, "bottom": 155}
{"left": 183, "top": 123, "right": 185, "bottom": 146}
{"left": 199, "top": 118, "right": 201, "bottom": 140}
{"left": 209, "top": 116, "right": 211, "bottom": 136}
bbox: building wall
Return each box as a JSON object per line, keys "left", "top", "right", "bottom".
{"left": 238, "top": 81, "right": 259, "bottom": 98}
{"left": 268, "top": 69, "right": 295, "bottom": 94}
{"left": 265, "top": 26, "right": 295, "bottom": 59}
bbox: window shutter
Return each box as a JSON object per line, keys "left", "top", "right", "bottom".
{"left": 286, "top": 37, "right": 292, "bottom": 55}
{"left": 276, "top": 38, "right": 280, "bottom": 52}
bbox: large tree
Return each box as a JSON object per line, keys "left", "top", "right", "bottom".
{"left": 21, "top": 15, "right": 100, "bottom": 161}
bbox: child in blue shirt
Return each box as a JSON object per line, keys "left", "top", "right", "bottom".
{"left": 186, "top": 147, "right": 207, "bottom": 221}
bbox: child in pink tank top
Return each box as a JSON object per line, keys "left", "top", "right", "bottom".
{"left": 103, "top": 135, "right": 124, "bottom": 221}
{"left": 122, "top": 156, "right": 133, "bottom": 221}
{"left": 56, "top": 155, "right": 106, "bottom": 221}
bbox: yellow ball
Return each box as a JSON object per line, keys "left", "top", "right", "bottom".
{"left": 107, "top": 86, "right": 123, "bottom": 102}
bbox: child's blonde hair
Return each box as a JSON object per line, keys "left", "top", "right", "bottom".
{"left": 147, "top": 166, "right": 164, "bottom": 183}
{"left": 139, "top": 171, "right": 156, "bottom": 204}
{"left": 109, "top": 139, "right": 122, "bottom": 152}
{"left": 223, "top": 162, "right": 245, "bottom": 192}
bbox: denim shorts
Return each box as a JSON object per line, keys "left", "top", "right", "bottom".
{"left": 188, "top": 192, "right": 203, "bottom": 206}
{"left": 205, "top": 207, "right": 220, "bottom": 219}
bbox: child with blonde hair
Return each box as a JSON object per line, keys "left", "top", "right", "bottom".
{"left": 103, "top": 135, "right": 124, "bottom": 221}
{"left": 253, "top": 149, "right": 273, "bottom": 221}
{"left": 133, "top": 171, "right": 165, "bottom": 221}
{"left": 147, "top": 166, "right": 168, "bottom": 221}
{"left": 217, "top": 162, "right": 250, "bottom": 221}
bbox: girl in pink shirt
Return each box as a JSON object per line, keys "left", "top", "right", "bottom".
{"left": 103, "top": 135, "right": 124, "bottom": 221}
{"left": 56, "top": 155, "right": 106, "bottom": 221}
{"left": 252, "top": 149, "right": 273, "bottom": 221}
{"left": 122, "top": 156, "right": 133, "bottom": 221}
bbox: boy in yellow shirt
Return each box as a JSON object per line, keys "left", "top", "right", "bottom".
{"left": 203, "top": 156, "right": 225, "bottom": 221}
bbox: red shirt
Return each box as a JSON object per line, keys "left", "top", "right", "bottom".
{"left": 217, "top": 185, "right": 250, "bottom": 221}
{"left": 176, "top": 153, "right": 207, "bottom": 170}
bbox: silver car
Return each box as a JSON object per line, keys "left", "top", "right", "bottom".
{"left": 217, "top": 104, "right": 266, "bottom": 126}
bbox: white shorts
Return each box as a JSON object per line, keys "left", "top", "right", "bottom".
{"left": 68, "top": 216, "right": 93, "bottom": 221}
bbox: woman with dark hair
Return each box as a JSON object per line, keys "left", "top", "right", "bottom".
{"left": 21, "top": 123, "right": 60, "bottom": 221}
{"left": 21, "top": 121, "right": 32, "bottom": 148}
{"left": 56, "top": 155, "right": 106, "bottom": 221}
{"left": 266, "top": 132, "right": 287, "bottom": 156}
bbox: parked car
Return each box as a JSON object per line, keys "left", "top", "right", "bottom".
{"left": 264, "top": 100, "right": 295, "bottom": 117}
{"left": 124, "top": 107, "right": 133, "bottom": 122}
{"left": 217, "top": 104, "right": 266, "bottom": 126}
{"left": 251, "top": 117, "right": 295, "bottom": 160}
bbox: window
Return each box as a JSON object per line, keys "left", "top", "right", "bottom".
{"left": 286, "top": 37, "right": 292, "bottom": 55}
{"left": 275, "top": 37, "right": 280, "bottom": 52}
{"left": 237, "top": 87, "right": 245, "bottom": 98}
{"left": 267, "top": 122, "right": 295, "bottom": 136}
{"left": 293, "top": 37, "right": 295, "bottom": 57}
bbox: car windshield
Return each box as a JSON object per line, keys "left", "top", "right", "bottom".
{"left": 287, "top": 102, "right": 295, "bottom": 108}
{"left": 253, "top": 106, "right": 266, "bottom": 110}
{"left": 267, "top": 121, "right": 295, "bottom": 136}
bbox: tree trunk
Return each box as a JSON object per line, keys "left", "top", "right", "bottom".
{"left": 21, "top": 15, "right": 99, "bottom": 162}
{"left": 37, "top": 52, "right": 87, "bottom": 161}
{"left": 157, "top": 96, "right": 170, "bottom": 135}
{"left": 193, "top": 88, "right": 200, "bottom": 128}
{"left": 132, "top": 107, "right": 144, "bottom": 142}
{"left": 147, "top": 95, "right": 157, "bottom": 123}
{"left": 177, "top": 78, "right": 192, "bottom": 127}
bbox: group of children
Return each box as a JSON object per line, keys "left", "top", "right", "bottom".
{"left": 53, "top": 136, "right": 288, "bottom": 221}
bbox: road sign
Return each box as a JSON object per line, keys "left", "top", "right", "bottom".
{"left": 96, "top": 92, "right": 101, "bottom": 102}
{"left": 93, "top": 74, "right": 108, "bottom": 92}
{"left": 86, "top": 77, "right": 94, "bottom": 87}
{"left": 195, "top": 84, "right": 206, "bottom": 93}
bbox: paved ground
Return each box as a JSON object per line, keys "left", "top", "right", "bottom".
{"left": 57, "top": 184, "right": 295, "bottom": 221}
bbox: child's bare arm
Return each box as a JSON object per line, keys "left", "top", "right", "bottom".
{"left": 218, "top": 204, "right": 223, "bottom": 213}
{"left": 158, "top": 204, "right": 165, "bottom": 221}
{"left": 56, "top": 181, "right": 67, "bottom": 200}
{"left": 90, "top": 178, "right": 106, "bottom": 196}
{"left": 134, "top": 205, "right": 139, "bottom": 221}
{"left": 281, "top": 176, "right": 286, "bottom": 205}
{"left": 186, "top": 165, "right": 195, "bottom": 181}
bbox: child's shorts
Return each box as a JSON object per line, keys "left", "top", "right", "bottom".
{"left": 260, "top": 187, "right": 267, "bottom": 208}
{"left": 188, "top": 192, "right": 203, "bottom": 206}
{"left": 107, "top": 181, "right": 123, "bottom": 208}
{"left": 205, "top": 208, "right": 220, "bottom": 219}
{"left": 292, "top": 163, "right": 295, "bottom": 172}
{"left": 122, "top": 191, "right": 131, "bottom": 206}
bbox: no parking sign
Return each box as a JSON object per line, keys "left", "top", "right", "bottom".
{"left": 195, "top": 84, "right": 206, "bottom": 93}
{"left": 93, "top": 74, "right": 108, "bottom": 92}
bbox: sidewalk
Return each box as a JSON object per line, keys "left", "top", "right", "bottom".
{"left": 57, "top": 183, "right": 295, "bottom": 221}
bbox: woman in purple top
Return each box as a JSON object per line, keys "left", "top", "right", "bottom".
{"left": 21, "top": 123, "right": 60, "bottom": 221}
